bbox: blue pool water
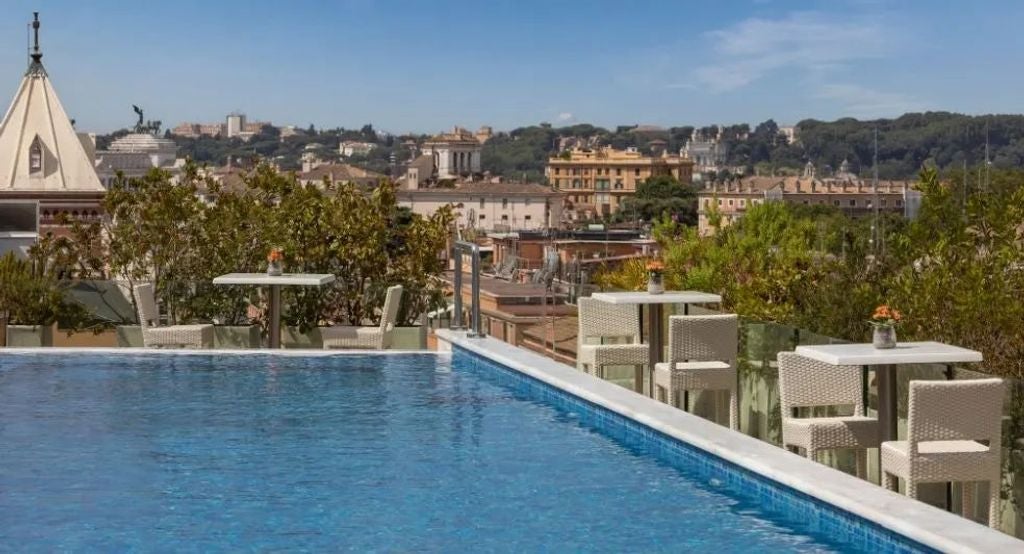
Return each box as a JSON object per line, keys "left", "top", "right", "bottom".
{"left": 0, "top": 352, "right": 911, "bottom": 552}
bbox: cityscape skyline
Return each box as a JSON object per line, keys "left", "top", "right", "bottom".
{"left": 0, "top": 0, "right": 1021, "bottom": 134}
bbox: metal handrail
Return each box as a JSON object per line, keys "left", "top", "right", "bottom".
{"left": 452, "top": 240, "right": 483, "bottom": 337}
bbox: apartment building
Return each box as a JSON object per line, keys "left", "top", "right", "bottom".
{"left": 545, "top": 147, "right": 694, "bottom": 219}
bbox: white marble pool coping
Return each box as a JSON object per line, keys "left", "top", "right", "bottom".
{"left": 435, "top": 330, "right": 1022, "bottom": 554}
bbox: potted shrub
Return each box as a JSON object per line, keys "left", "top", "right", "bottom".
{"left": 0, "top": 252, "right": 89, "bottom": 347}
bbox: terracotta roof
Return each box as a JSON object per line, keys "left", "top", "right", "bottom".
{"left": 700, "top": 176, "right": 912, "bottom": 195}
{"left": 401, "top": 182, "right": 560, "bottom": 197}
{"left": 298, "top": 163, "right": 385, "bottom": 183}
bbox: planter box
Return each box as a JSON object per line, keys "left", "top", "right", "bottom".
{"left": 53, "top": 328, "right": 118, "bottom": 347}
{"left": 281, "top": 326, "right": 323, "bottom": 349}
{"left": 391, "top": 326, "right": 427, "bottom": 350}
{"left": 214, "top": 325, "right": 262, "bottom": 349}
{"left": 6, "top": 325, "right": 53, "bottom": 347}
{"left": 116, "top": 325, "right": 144, "bottom": 347}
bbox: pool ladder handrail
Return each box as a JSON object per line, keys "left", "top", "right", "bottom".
{"left": 452, "top": 240, "right": 483, "bottom": 337}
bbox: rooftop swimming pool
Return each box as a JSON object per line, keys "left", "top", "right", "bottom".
{"left": 0, "top": 350, "right": 930, "bottom": 552}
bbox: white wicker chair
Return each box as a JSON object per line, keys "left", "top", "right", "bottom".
{"left": 322, "top": 285, "right": 403, "bottom": 350}
{"left": 133, "top": 283, "right": 214, "bottom": 348}
{"left": 881, "top": 378, "right": 1005, "bottom": 528}
{"left": 576, "top": 297, "right": 648, "bottom": 380}
{"left": 777, "top": 352, "right": 879, "bottom": 478}
{"left": 653, "top": 314, "right": 738, "bottom": 430}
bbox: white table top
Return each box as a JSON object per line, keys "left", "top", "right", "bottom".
{"left": 795, "top": 341, "right": 983, "bottom": 366}
{"left": 212, "top": 273, "right": 336, "bottom": 286}
{"left": 590, "top": 291, "right": 722, "bottom": 305}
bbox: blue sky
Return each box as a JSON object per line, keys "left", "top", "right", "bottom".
{"left": 0, "top": 0, "right": 1020, "bottom": 134}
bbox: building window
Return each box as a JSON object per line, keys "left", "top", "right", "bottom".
{"left": 554, "top": 168, "right": 560, "bottom": 175}
{"left": 29, "top": 139, "right": 42, "bottom": 173}
{"left": 896, "top": 199, "right": 903, "bottom": 207}
{"left": 717, "top": 199, "right": 723, "bottom": 206}
{"left": 502, "top": 198, "right": 508, "bottom": 208}
{"left": 739, "top": 199, "right": 746, "bottom": 207}
{"left": 728, "top": 199, "right": 734, "bottom": 206}
{"left": 501, "top": 214, "right": 508, "bottom": 221}
{"left": 479, "top": 214, "right": 485, "bottom": 220}
{"left": 614, "top": 180, "right": 623, "bottom": 190}
{"left": 833, "top": 200, "right": 841, "bottom": 207}
{"left": 525, "top": 198, "right": 531, "bottom": 206}
{"left": 849, "top": 199, "right": 857, "bottom": 207}
{"left": 572, "top": 179, "right": 581, "bottom": 189}
{"left": 703, "top": 199, "right": 709, "bottom": 207}
{"left": 634, "top": 168, "right": 641, "bottom": 176}
{"left": 616, "top": 168, "right": 622, "bottom": 176}
{"left": 524, "top": 215, "right": 532, "bottom": 221}
{"left": 479, "top": 198, "right": 485, "bottom": 208}
{"left": 880, "top": 199, "right": 887, "bottom": 207}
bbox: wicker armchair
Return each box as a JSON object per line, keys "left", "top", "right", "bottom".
{"left": 576, "top": 297, "right": 648, "bottom": 380}
{"left": 653, "top": 314, "right": 738, "bottom": 430}
{"left": 777, "top": 352, "right": 879, "bottom": 478}
{"left": 322, "top": 285, "right": 403, "bottom": 350}
{"left": 133, "top": 283, "right": 214, "bottom": 349}
{"left": 881, "top": 378, "right": 1004, "bottom": 528}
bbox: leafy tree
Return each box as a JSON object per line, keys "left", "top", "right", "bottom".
{"left": 615, "top": 175, "right": 697, "bottom": 225}
{"left": 599, "top": 166, "right": 1024, "bottom": 379}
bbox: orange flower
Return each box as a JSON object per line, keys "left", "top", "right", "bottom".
{"left": 267, "top": 248, "right": 283, "bottom": 262}
{"left": 646, "top": 259, "right": 665, "bottom": 272}
{"left": 870, "top": 304, "right": 902, "bottom": 324}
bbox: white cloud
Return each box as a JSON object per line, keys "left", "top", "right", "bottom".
{"left": 815, "top": 84, "right": 927, "bottom": 118}
{"left": 556, "top": 112, "right": 575, "bottom": 122}
{"left": 693, "top": 12, "right": 891, "bottom": 92}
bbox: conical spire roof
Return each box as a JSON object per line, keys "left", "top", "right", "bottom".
{"left": 0, "top": 13, "right": 102, "bottom": 192}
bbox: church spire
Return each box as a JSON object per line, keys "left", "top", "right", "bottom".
{"left": 27, "top": 12, "right": 46, "bottom": 76}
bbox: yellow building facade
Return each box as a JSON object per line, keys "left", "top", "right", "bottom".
{"left": 545, "top": 147, "right": 694, "bottom": 218}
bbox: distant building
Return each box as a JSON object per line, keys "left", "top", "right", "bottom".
{"left": 475, "top": 125, "right": 493, "bottom": 143}
{"left": 421, "top": 127, "right": 482, "bottom": 179}
{"left": 778, "top": 125, "right": 797, "bottom": 145}
{"left": 397, "top": 181, "right": 563, "bottom": 231}
{"left": 696, "top": 161, "right": 919, "bottom": 235}
{"left": 297, "top": 163, "right": 385, "bottom": 188}
{"left": 338, "top": 141, "right": 377, "bottom": 158}
{"left": 682, "top": 126, "right": 728, "bottom": 175}
{"left": 171, "top": 122, "right": 224, "bottom": 138}
{"left": 545, "top": 146, "right": 694, "bottom": 220}
{"left": 0, "top": 14, "right": 105, "bottom": 258}
{"left": 95, "top": 116, "right": 180, "bottom": 188}
{"left": 226, "top": 112, "right": 246, "bottom": 138}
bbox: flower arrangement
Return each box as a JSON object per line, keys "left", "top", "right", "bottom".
{"left": 868, "top": 304, "right": 902, "bottom": 327}
{"left": 869, "top": 304, "right": 901, "bottom": 349}
{"left": 646, "top": 259, "right": 665, "bottom": 276}
{"left": 646, "top": 259, "right": 665, "bottom": 294}
{"left": 267, "top": 248, "right": 284, "bottom": 276}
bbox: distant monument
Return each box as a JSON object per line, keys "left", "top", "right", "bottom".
{"left": 131, "top": 104, "right": 162, "bottom": 135}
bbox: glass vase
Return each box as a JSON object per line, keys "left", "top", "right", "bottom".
{"left": 872, "top": 325, "right": 897, "bottom": 349}
{"left": 647, "top": 272, "right": 664, "bottom": 295}
{"left": 267, "top": 260, "right": 283, "bottom": 277}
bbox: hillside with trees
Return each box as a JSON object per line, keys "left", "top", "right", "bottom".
{"left": 95, "top": 113, "right": 1024, "bottom": 182}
